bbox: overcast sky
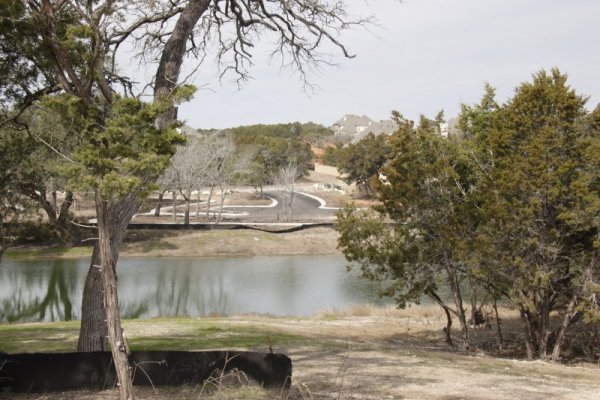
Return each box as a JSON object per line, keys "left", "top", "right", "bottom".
{"left": 174, "top": 0, "right": 600, "bottom": 129}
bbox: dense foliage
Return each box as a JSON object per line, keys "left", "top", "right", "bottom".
{"left": 326, "top": 132, "right": 392, "bottom": 196}
{"left": 337, "top": 70, "right": 600, "bottom": 359}
{"left": 227, "top": 122, "right": 329, "bottom": 187}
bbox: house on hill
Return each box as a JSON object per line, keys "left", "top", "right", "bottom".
{"left": 331, "top": 114, "right": 398, "bottom": 143}
{"left": 331, "top": 114, "right": 374, "bottom": 137}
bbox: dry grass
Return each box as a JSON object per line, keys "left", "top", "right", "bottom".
{"left": 3, "top": 306, "right": 600, "bottom": 399}
{"left": 118, "top": 227, "right": 341, "bottom": 258}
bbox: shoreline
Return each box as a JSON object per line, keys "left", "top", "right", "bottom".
{"left": 4, "top": 226, "right": 342, "bottom": 260}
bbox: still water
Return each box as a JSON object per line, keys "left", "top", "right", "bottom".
{"left": 0, "top": 255, "right": 389, "bottom": 323}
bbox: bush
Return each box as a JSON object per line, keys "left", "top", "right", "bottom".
{"left": 11, "top": 221, "right": 56, "bottom": 244}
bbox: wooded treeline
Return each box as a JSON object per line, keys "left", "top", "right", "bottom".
{"left": 336, "top": 70, "right": 600, "bottom": 361}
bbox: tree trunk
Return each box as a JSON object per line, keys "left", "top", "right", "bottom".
{"left": 50, "top": 179, "right": 57, "bottom": 212}
{"left": 77, "top": 245, "right": 108, "bottom": 352}
{"left": 0, "top": 222, "right": 6, "bottom": 262}
{"left": 26, "top": 187, "right": 74, "bottom": 244}
{"left": 442, "top": 307, "right": 453, "bottom": 346}
{"left": 519, "top": 306, "right": 535, "bottom": 360}
{"left": 184, "top": 200, "right": 190, "bottom": 225}
{"left": 492, "top": 295, "right": 504, "bottom": 350}
{"left": 537, "top": 289, "right": 551, "bottom": 359}
{"left": 78, "top": 195, "right": 141, "bottom": 352}
{"left": 95, "top": 189, "right": 134, "bottom": 399}
{"left": 196, "top": 189, "right": 201, "bottom": 220}
{"left": 446, "top": 263, "right": 469, "bottom": 349}
{"left": 289, "top": 189, "right": 294, "bottom": 221}
{"left": 469, "top": 276, "right": 478, "bottom": 328}
{"left": 154, "top": 190, "right": 166, "bottom": 218}
{"left": 77, "top": 0, "right": 211, "bottom": 380}
{"left": 427, "top": 289, "right": 454, "bottom": 347}
{"left": 206, "top": 185, "right": 215, "bottom": 219}
{"left": 216, "top": 187, "right": 225, "bottom": 223}
{"left": 172, "top": 190, "right": 177, "bottom": 222}
{"left": 56, "top": 191, "right": 74, "bottom": 234}
{"left": 182, "top": 189, "right": 190, "bottom": 225}
{"left": 153, "top": 0, "right": 212, "bottom": 126}
{"left": 551, "top": 295, "right": 579, "bottom": 361}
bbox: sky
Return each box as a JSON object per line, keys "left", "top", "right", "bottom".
{"left": 173, "top": 0, "right": 600, "bottom": 129}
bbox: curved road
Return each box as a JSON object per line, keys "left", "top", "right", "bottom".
{"left": 222, "top": 190, "right": 338, "bottom": 222}
{"left": 139, "top": 189, "right": 339, "bottom": 223}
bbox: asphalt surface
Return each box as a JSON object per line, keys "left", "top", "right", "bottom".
{"left": 220, "top": 190, "right": 338, "bottom": 222}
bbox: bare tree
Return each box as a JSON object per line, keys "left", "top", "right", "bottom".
{"left": 201, "top": 133, "right": 236, "bottom": 221}
{"left": 215, "top": 147, "right": 251, "bottom": 223}
{"left": 168, "top": 136, "right": 207, "bottom": 225}
{"left": 160, "top": 132, "right": 249, "bottom": 224}
{"left": 278, "top": 162, "right": 300, "bottom": 222}
{"left": 155, "top": 166, "right": 177, "bottom": 218}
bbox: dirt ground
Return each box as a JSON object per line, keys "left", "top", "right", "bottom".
{"left": 3, "top": 307, "right": 600, "bottom": 400}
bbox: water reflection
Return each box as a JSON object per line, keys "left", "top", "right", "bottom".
{"left": 0, "top": 259, "right": 84, "bottom": 322}
{"left": 0, "top": 255, "right": 390, "bottom": 323}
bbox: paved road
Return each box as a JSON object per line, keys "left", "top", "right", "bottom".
{"left": 221, "top": 190, "right": 338, "bottom": 222}
{"left": 139, "top": 189, "right": 339, "bottom": 224}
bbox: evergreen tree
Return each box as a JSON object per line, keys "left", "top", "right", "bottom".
{"left": 335, "top": 132, "right": 391, "bottom": 196}
{"left": 337, "top": 113, "right": 480, "bottom": 347}
{"left": 476, "top": 69, "right": 596, "bottom": 359}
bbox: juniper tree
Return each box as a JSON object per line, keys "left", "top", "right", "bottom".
{"left": 475, "top": 69, "right": 596, "bottom": 360}
{"left": 336, "top": 113, "right": 481, "bottom": 348}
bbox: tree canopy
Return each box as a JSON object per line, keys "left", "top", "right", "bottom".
{"left": 332, "top": 132, "right": 392, "bottom": 196}
{"left": 336, "top": 70, "right": 600, "bottom": 359}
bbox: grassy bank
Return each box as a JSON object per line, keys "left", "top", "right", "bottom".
{"left": 2, "top": 307, "right": 599, "bottom": 399}
{"left": 4, "top": 227, "right": 341, "bottom": 260}
{"left": 0, "top": 318, "right": 315, "bottom": 355}
{"left": 4, "top": 246, "right": 93, "bottom": 260}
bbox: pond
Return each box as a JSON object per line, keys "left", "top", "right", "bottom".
{"left": 0, "top": 255, "right": 391, "bottom": 323}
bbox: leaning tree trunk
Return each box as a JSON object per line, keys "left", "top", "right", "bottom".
{"left": 551, "top": 295, "right": 579, "bottom": 361}
{"left": 427, "top": 289, "right": 454, "bottom": 347}
{"left": 95, "top": 189, "right": 133, "bottom": 400}
{"left": 77, "top": 0, "right": 212, "bottom": 357}
{"left": 154, "top": 190, "right": 166, "bottom": 218}
{"left": 80, "top": 0, "right": 210, "bottom": 399}
{"left": 78, "top": 195, "right": 141, "bottom": 352}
